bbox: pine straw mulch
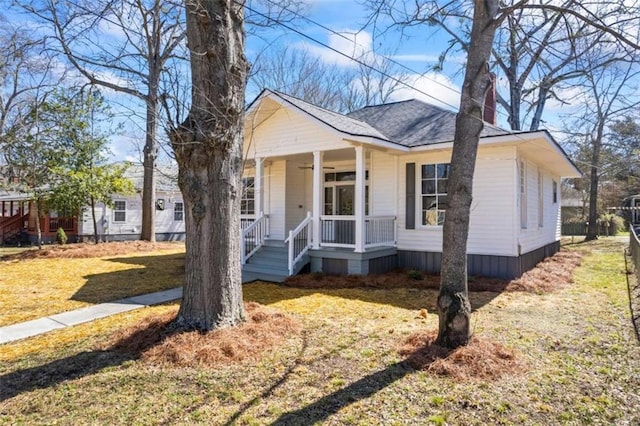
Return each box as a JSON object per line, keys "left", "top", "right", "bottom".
{"left": 103, "top": 302, "right": 301, "bottom": 367}
{"left": 0, "top": 241, "right": 183, "bottom": 261}
{"left": 398, "top": 330, "right": 523, "bottom": 381}
{"left": 284, "top": 249, "right": 583, "bottom": 294}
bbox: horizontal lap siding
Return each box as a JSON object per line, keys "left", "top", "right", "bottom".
{"left": 268, "top": 161, "right": 286, "bottom": 240}
{"left": 245, "top": 102, "right": 352, "bottom": 159}
{"left": 285, "top": 162, "right": 307, "bottom": 233}
{"left": 518, "top": 157, "right": 562, "bottom": 254}
{"left": 397, "top": 146, "right": 517, "bottom": 256}
{"left": 370, "top": 152, "right": 398, "bottom": 216}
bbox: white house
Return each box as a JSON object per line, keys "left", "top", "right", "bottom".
{"left": 239, "top": 89, "right": 581, "bottom": 282}
{"left": 77, "top": 166, "right": 185, "bottom": 242}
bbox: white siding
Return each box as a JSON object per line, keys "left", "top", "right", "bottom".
{"left": 267, "top": 160, "right": 286, "bottom": 240}
{"left": 517, "top": 158, "right": 562, "bottom": 254}
{"left": 396, "top": 145, "right": 518, "bottom": 256}
{"left": 285, "top": 161, "right": 308, "bottom": 233}
{"left": 245, "top": 103, "right": 353, "bottom": 159}
{"left": 79, "top": 191, "right": 185, "bottom": 237}
{"left": 370, "top": 151, "right": 398, "bottom": 216}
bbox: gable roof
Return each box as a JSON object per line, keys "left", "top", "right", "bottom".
{"left": 250, "top": 89, "right": 391, "bottom": 142}
{"left": 347, "top": 99, "right": 509, "bottom": 147}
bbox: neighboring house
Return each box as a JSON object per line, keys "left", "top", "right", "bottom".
{"left": 0, "top": 166, "right": 185, "bottom": 244}
{"left": 621, "top": 195, "right": 640, "bottom": 228}
{"left": 240, "top": 89, "right": 581, "bottom": 282}
{"left": 76, "top": 166, "right": 185, "bottom": 242}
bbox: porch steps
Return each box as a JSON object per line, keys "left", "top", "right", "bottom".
{"left": 241, "top": 239, "right": 309, "bottom": 283}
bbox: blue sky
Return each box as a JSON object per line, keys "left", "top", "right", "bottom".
{"left": 7, "top": 0, "right": 626, "bottom": 162}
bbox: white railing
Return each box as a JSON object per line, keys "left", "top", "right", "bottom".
{"left": 320, "top": 215, "right": 397, "bottom": 249}
{"left": 365, "top": 216, "right": 396, "bottom": 248}
{"left": 320, "top": 215, "right": 356, "bottom": 248}
{"left": 240, "top": 214, "right": 256, "bottom": 231}
{"left": 241, "top": 212, "right": 269, "bottom": 264}
{"left": 285, "top": 212, "right": 313, "bottom": 275}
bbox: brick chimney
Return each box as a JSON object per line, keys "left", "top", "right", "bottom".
{"left": 483, "top": 73, "right": 497, "bottom": 125}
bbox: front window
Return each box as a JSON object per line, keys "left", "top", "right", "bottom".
{"left": 114, "top": 200, "right": 126, "bottom": 222}
{"left": 174, "top": 202, "right": 184, "bottom": 221}
{"left": 421, "top": 163, "right": 450, "bottom": 226}
{"left": 241, "top": 177, "right": 255, "bottom": 215}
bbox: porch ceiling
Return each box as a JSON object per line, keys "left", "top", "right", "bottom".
{"left": 245, "top": 148, "right": 360, "bottom": 167}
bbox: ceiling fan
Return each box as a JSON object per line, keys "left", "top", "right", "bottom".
{"left": 298, "top": 165, "right": 335, "bottom": 170}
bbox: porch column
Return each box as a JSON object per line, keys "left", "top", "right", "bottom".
{"left": 355, "top": 145, "right": 366, "bottom": 253}
{"left": 255, "top": 157, "right": 263, "bottom": 216}
{"left": 312, "top": 151, "right": 323, "bottom": 249}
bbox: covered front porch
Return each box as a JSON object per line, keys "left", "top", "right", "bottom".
{"left": 240, "top": 146, "right": 398, "bottom": 282}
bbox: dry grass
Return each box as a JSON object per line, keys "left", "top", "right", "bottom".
{"left": 105, "top": 302, "right": 301, "bottom": 367}
{"left": 399, "top": 329, "right": 523, "bottom": 380}
{"left": 1, "top": 238, "right": 638, "bottom": 425}
{"left": 0, "top": 243, "right": 184, "bottom": 326}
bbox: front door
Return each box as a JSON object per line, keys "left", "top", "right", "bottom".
{"left": 336, "top": 185, "right": 354, "bottom": 215}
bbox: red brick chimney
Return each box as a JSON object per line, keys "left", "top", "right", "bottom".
{"left": 483, "top": 73, "right": 497, "bottom": 125}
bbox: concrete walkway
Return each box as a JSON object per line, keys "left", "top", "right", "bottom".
{"left": 0, "top": 287, "right": 183, "bottom": 345}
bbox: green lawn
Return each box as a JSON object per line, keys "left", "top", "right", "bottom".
{"left": 0, "top": 238, "right": 638, "bottom": 425}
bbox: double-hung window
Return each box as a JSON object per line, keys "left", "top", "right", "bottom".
{"left": 114, "top": 201, "right": 126, "bottom": 222}
{"left": 421, "top": 163, "right": 450, "bottom": 226}
{"left": 174, "top": 202, "right": 184, "bottom": 221}
{"left": 241, "top": 177, "right": 255, "bottom": 215}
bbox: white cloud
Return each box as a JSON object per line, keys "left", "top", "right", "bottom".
{"left": 297, "top": 29, "right": 374, "bottom": 67}
{"left": 389, "top": 72, "right": 461, "bottom": 111}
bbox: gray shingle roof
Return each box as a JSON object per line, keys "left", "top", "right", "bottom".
{"left": 268, "top": 90, "right": 391, "bottom": 142}
{"left": 347, "top": 99, "right": 510, "bottom": 147}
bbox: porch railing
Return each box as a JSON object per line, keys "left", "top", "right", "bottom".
{"left": 241, "top": 212, "right": 269, "bottom": 264}
{"left": 49, "top": 217, "right": 76, "bottom": 233}
{"left": 285, "top": 212, "right": 312, "bottom": 275}
{"left": 320, "top": 215, "right": 396, "bottom": 249}
{"left": 240, "top": 214, "right": 256, "bottom": 231}
{"left": 365, "top": 216, "right": 396, "bottom": 248}
{"left": 320, "top": 215, "right": 355, "bottom": 247}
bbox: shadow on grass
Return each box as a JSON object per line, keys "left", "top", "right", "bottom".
{"left": 0, "top": 313, "right": 179, "bottom": 402}
{"left": 70, "top": 253, "right": 184, "bottom": 304}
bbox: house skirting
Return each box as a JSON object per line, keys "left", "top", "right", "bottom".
{"left": 309, "top": 247, "right": 398, "bottom": 275}
{"left": 397, "top": 241, "right": 560, "bottom": 280}
{"left": 308, "top": 241, "right": 560, "bottom": 280}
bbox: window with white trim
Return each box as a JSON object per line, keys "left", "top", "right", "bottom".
{"left": 552, "top": 180, "right": 558, "bottom": 204}
{"left": 174, "top": 202, "right": 184, "bottom": 221}
{"left": 538, "top": 168, "right": 544, "bottom": 227}
{"left": 241, "top": 177, "right": 255, "bottom": 215}
{"left": 421, "top": 163, "right": 450, "bottom": 226}
{"left": 520, "top": 161, "right": 527, "bottom": 229}
{"left": 114, "top": 200, "right": 126, "bottom": 222}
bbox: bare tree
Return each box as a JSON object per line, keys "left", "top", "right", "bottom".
{"left": 369, "top": 1, "right": 640, "bottom": 131}
{"left": 0, "top": 20, "right": 55, "bottom": 158}
{"left": 168, "top": 0, "right": 247, "bottom": 330}
{"left": 20, "top": 0, "right": 186, "bottom": 242}
{"left": 563, "top": 51, "right": 640, "bottom": 241}
{"left": 250, "top": 42, "right": 407, "bottom": 112}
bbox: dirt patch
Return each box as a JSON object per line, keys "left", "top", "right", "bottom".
{"left": 105, "top": 302, "right": 301, "bottom": 367}
{"left": 285, "top": 249, "right": 583, "bottom": 294}
{"left": 399, "top": 330, "right": 523, "bottom": 380}
{"left": 0, "top": 241, "right": 183, "bottom": 261}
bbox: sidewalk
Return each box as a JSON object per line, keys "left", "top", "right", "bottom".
{"left": 0, "top": 287, "right": 182, "bottom": 345}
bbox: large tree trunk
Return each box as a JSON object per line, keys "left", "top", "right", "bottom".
{"left": 90, "top": 196, "right": 99, "bottom": 243}
{"left": 140, "top": 97, "right": 157, "bottom": 242}
{"left": 169, "top": 0, "right": 247, "bottom": 331}
{"left": 437, "top": 0, "right": 499, "bottom": 349}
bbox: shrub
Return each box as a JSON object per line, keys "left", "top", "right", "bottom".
{"left": 407, "top": 269, "right": 424, "bottom": 280}
{"left": 56, "top": 227, "right": 68, "bottom": 245}
{"left": 597, "top": 213, "right": 624, "bottom": 236}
